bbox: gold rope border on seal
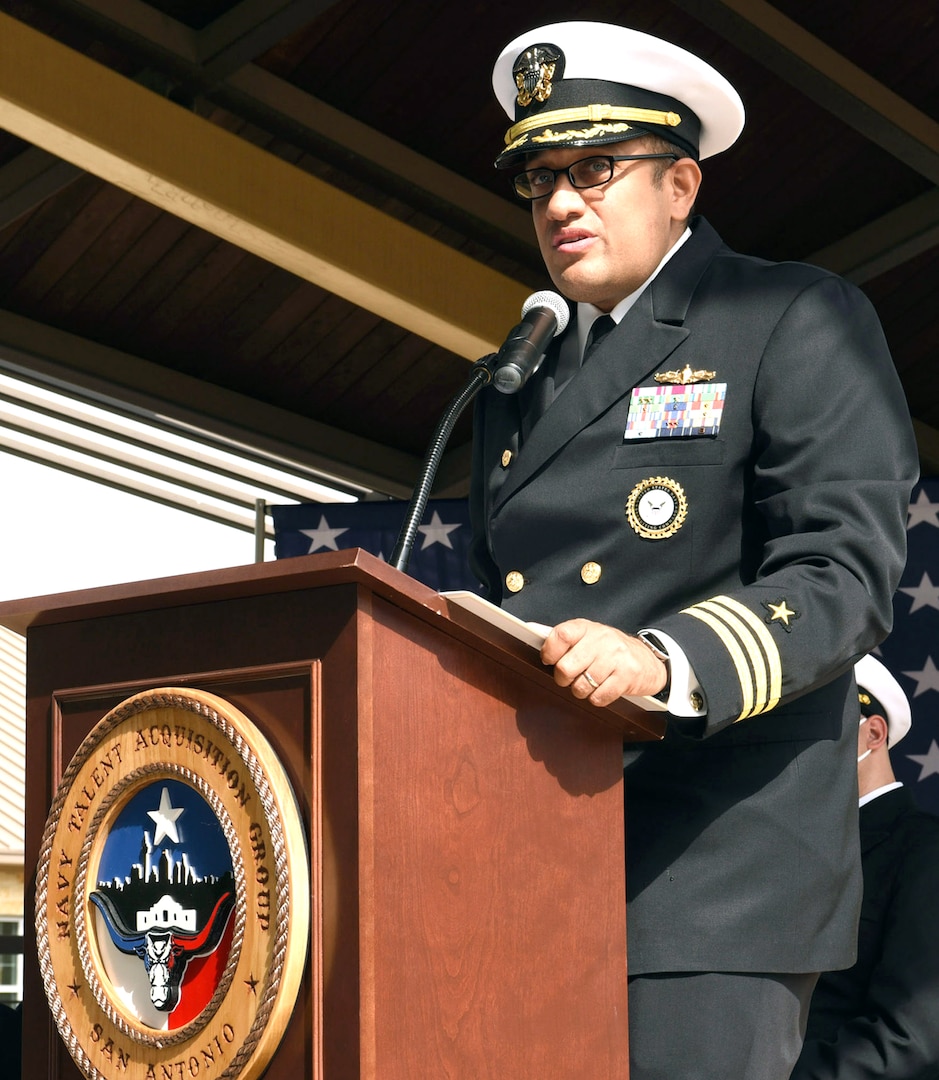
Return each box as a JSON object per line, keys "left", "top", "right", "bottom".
{"left": 504, "top": 103, "right": 682, "bottom": 146}
{"left": 34, "top": 687, "right": 310, "bottom": 1080}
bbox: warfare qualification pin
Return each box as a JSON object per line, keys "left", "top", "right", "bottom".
{"left": 626, "top": 476, "right": 688, "bottom": 540}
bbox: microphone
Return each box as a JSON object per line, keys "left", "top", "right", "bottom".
{"left": 492, "top": 290, "right": 570, "bottom": 394}
{"left": 390, "top": 291, "right": 566, "bottom": 571}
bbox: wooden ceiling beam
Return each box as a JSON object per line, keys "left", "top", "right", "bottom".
{"left": 52, "top": 0, "right": 201, "bottom": 63}
{"left": 672, "top": 0, "right": 939, "bottom": 184}
{"left": 0, "top": 11, "right": 527, "bottom": 361}
{"left": 807, "top": 188, "right": 939, "bottom": 284}
{"left": 47, "top": 0, "right": 539, "bottom": 253}
{"left": 225, "top": 65, "right": 537, "bottom": 250}
{"left": 48, "top": 0, "right": 931, "bottom": 279}
{"left": 196, "top": 0, "right": 342, "bottom": 82}
{"left": 0, "top": 309, "right": 421, "bottom": 498}
{"left": 0, "top": 147, "right": 83, "bottom": 228}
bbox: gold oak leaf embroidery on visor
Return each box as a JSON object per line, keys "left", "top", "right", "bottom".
{"left": 531, "top": 122, "right": 634, "bottom": 144}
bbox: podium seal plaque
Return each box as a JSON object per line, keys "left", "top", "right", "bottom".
{"left": 35, "top": 687, "right": 309, "bottom": 1080}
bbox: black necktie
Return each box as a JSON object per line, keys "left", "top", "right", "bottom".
{"left": 583, "top": 314, "right": 616, "bottom": 363}
{"left": 545, "top": 313, "right": 617, "bottom": 409}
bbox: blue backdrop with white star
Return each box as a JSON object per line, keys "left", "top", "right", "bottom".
{"left": 270, "top": 497, "right": 482, "bottom": 594}
{"left": 272, "top": 480, "right": 939, "bottom": 817}
{"left": 877, "top": 477, "right": 939, "bottom": 814}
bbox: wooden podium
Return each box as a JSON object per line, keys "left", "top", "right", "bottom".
{"left": 0, "top": 550, "right": 664, "bottom": 1079}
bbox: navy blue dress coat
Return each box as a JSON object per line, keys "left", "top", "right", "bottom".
{"left": 469, "top": 217, "right": 919, "bottom": 976}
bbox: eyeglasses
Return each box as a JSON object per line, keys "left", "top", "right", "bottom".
{"left": 512, "top": 153, "right": 679, "bottom": 201}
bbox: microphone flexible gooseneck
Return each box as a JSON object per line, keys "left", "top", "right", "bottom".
{"left": 391, "top": 290, "right": 569, "bottom": 574}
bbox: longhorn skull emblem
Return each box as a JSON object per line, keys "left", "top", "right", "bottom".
{"left": 90, "top": 889, "right": 235, "bottom": 1011}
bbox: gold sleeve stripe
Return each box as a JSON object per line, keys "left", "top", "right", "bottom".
{"left": 708, "top": 595, "right": 783, "bottom": 713}
{"left": 680, "top": 604, "right": 755, "bottom": 721}
{"left": 681, "top": 595, "right": 784, "bottom": 721}
{"left": 695, "top": 599, "right": 768, "bottom": 717}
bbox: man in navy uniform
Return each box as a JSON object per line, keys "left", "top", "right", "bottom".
{"left": 469, "top": 21, "right": 919, "bottom": 1079}
{"left": 792, "top": 656, "right": 939, "bottom": 1078}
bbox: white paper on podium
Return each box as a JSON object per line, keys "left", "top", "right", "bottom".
{"left": 441, "top": 591, "right": 667, "bottom": 713}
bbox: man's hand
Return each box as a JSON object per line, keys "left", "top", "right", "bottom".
{"left": 541, "top": 619, "right": 668, "bottom": 705}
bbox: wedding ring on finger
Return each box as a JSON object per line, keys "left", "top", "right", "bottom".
{"left": 582, "top": 671, "right": 600, "bottom": 691}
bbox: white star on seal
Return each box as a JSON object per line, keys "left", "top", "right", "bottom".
{"left": 147, "top": 787, "right": 184, "bottom": 845}
{"left": 899, "top": 572, "right": 939, "bottom": 614}
{"left": 902, "top": 655, "right": 939, "bottom": 698}
{"left": 907, "top": 739, "right": 939, "bottom": 782}
{"left": 418, "top": 511, "right": 461, "bottom": 551}
{"left": 300, "top": 514, "right": 350, "bottom": 553}
{"left": 907, "top": 489, "right": 939, "bottom": 530}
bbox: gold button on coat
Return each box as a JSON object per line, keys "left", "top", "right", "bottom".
{"left": 580, "top": 561, "right": 602, "bottom": 585}
{"left": 505, "top": 570, "right": 525, "bottom": 593}
{"left": 501, "top": 449, "right": 513, "bottom": 468}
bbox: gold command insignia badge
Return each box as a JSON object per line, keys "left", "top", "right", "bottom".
{"left": 35, "top": 687, "right": 309, "bottom": 1080}
{"left": 626, "top": 476, "right": 688, "bottom": 540}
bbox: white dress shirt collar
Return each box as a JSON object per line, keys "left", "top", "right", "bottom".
{"left": 575, "top": 226, "right": 692, "bottom": 357}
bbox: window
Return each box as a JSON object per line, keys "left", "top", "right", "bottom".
{"left": 0, "top": 366, "right": 364, "bottom": 596}
{"left": 0, "top": 919, "right": 23, "bottom": 1002}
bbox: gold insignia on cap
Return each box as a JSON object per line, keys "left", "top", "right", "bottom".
{"left": 626, "top": 476, "right": 687, "bottom": 540}
{"left": 762, "top": 598, "right": 799, "bottom": 631}
{"left": 513, "top": 44, "right": 562, "bottom": 107}
{"left": 505, "top": 570, "right": 525, "bottom": 593}
{"left": 581, "top": 561, "right": 602, "bottom": 585}
{"left": 654, "top": 364, "right": 717, "bottom": 385}
{"left": 859, "top": 691, "right": 872, "bottom": 706}
{"left": 501, "top": 449, "right": 513, "bottom": 468}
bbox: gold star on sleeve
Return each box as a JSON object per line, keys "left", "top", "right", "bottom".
{"left": 765, "top": 600, "right": 797, "bottom": 627}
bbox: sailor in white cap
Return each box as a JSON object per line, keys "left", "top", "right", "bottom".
{"left": 469, "top": 19, "right": 918, "bottom": 1080}
{"left": 855, "top": 652, "right": 913, "bottom": 756}
{"left": 793, "top": 657, "right": 939, "bottom": 1078}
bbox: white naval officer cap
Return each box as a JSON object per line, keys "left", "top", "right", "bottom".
{"left": 855, "top": 654, "right": 912, "bottom": 746}
{"left": 492, "top": 21, "right": 746, "bottom": 168}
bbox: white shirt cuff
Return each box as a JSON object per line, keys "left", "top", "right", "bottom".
{"left": 639, "top": 628, "right": 707, "bottom": 717}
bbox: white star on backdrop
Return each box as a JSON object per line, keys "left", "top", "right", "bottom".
{"left": 907, "top": 489, "right": 939, "bottom": 530}
{"left": 418, "top": 511, "right": 461, "bottom": 550}
{"left": 902, "top": 655, "right": 939, "bottom": 697}
{"left": 907, "top": 740, "right": 939, "bottom": 782}
{"left": 148, "top": 786, "right": 184, "bottom": 845}
{"left": 300, "top": 515, "right": 349, "bottom": 553}
{"left": 899, "top": 572, "right": 939, "bottom": 614}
